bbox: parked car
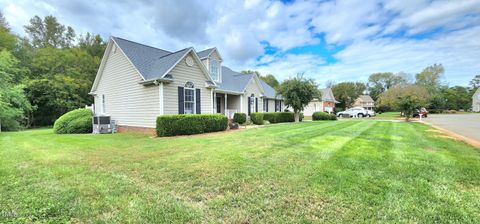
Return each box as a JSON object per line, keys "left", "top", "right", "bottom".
{"left": 413, "top": 108, "right": 429, "bottom": 118}
{"left": 336, "top": 107, "right": 375, "bottom": 118}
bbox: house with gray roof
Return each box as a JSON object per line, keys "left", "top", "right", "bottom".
{"left": 353, "top": 95, "right": 375, "bottom": 110}
{"left": 302, "top": 88, "right": 338, "bottom": 116}
{"left": 90, "top": 37, "right": 284, "bottom": 130}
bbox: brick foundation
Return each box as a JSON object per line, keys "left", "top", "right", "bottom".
{"left": 117, "top": 125, "right": 156, "bottom": 135}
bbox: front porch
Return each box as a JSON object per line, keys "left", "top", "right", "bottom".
{"left": 213, "top": 92, "right": 242, "bottom": 119}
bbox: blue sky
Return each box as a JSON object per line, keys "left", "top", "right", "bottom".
{"left": 1, "top": 0, "right": 480, "bottom": 87}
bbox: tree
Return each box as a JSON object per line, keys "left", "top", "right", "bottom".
{"left": 367, "top": 72, "right": 408, "bottom": 100}
{"left": 377, "top": 85, "right": 430, "bottom": 121}
{"left": 331, "top": 82, "right": 366, "bottom": 110}
{"left": 0, "top": 50, "right": 32, "bottom": 130}
{"left": 415, "top": 64, "right": 444, "bottom": 88}
{"left": 78, "top": 32, "right": 106, "bottom": 58}
{"left": 24, "top": 15, "right": 76, "bottom": 48}
{"left": 278, "top": 74, "right": 319, "bottom": 122}
{"left": 0, "top": 11, "right": 9, "bottom": 30}
{"left": 0, "top": 14, "right": 16, "bottom": 52}
{"left": 443, "top": 86, "right": 471, "bottom": 111}
{"left": 470, "top": 75, "right": 480, "bottom": 89}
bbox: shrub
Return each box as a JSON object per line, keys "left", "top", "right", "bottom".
{"left": 233, "top": 113, "right": 247, "bottom": 124}
{"left": 53, "top": 108, "right": 93, "bottom": 134}
{"left": 312, "top": 112, "right": 335, "bottom": 121}
{"left": 328, "top": 114, "right": 338, "bottom": 120}
{"left": 262, "top": 112, "right": 295, "bottom": 123}
{"left": 250, "top": 112, "right": 264, "bottom": 125}
{"left": 156, "top": 114, "right": 228, "bottom": 137}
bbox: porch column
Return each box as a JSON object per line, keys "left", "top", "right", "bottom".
{"left": 211, "top": 89, "right": 214, "bottom": 113}
{"left": 159, "top": 82, "right": 164, "bottom": 115}
{"left": 240, "top": 95, "right": 243, "bottom": 113}
{"left": 225, "top": 93, "right": 228, "bottom": 116}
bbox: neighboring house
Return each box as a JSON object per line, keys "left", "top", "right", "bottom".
{"left": 473, "top": 88, "right": 480, "bottom": 112}
{"left": 302, "top": 88, "right": 337, "bottom": 116}
{"left": 89, "top": 37, "right": 284, "bottom": 130}
{"left": 353, "top": 95, "right": 375, "bottom": 110}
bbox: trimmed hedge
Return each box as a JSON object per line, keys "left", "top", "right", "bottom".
{"left": 312, "top": 112, "right": 337, "bottom": 121}
{"left": 262, "top": 112, "right": 295, "bottom": 123}
{"left": 250, "top": 112, "right": 264, "bottom": 125}
{"left": 156, "top": 114, "right": 228, "bottom": 137}
{"left": 233, "top": 112, "right": 247, "bottom": 124}
{"left": 53, "top": 108, "right": 93, "bottom": 134}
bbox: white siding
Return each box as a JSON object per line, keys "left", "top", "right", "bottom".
{"left": 303, "top": 100, "right": 322, "bottom": 116}
{"left": 242, "top": 77, "right": 264, "bottom": 114}
{"left": 163, "top": 51, "right": 213, "bottom": 114}
{"left": 94, "top": 42, "right": 159, "bottom": 128}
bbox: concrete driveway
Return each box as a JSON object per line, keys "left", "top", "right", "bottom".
{"left": 423, "top": 113, "right": 480, "bottom": 144}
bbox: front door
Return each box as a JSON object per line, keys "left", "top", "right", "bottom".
{"left": 216, "top": 96, "right": 221, "bottom": 113}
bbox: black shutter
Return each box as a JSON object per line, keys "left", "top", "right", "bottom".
{"left": 255, "top": 98, "right": 258, "bottom": 112}
{"left": 275, "top": 100, "right": 278, "bottom": 112}
{"left": 279, "top": 100, "right": 282, "bottom": 112}
{"left": 178, "top": 86, "right": 184, "bottom": 114}
{"left": 196, "top": 88, "right": 201, "bottom": 114}
{"left": 248, "top": 97, "right": 251, "bottom": 115}
{"left": 266, "top": 99, "right": 269, "bottom": 112}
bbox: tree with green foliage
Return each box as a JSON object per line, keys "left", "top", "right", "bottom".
{"left": 470, "top": 75, "right": 480, "bottom": 89}
{"left": 0, "top": 50, "right": 32, "bottom": 131}
{"left": 377, "top": 85, "right": 430, "bottom": 121}
{"left": 415, "top": 64, "right": 444, "bottom": 88}
{"left": 78, "top": 32, "right": 106, "bottom": 58}
{"left": 331, "top": 82, "right": 366, "bottom": 109}
{"left": 367, "top": 72, "right": 408, "bottom": 100}
{"left": 278, "top": 74, "right": 319, "bottom": 122}
{"left": 415, "top": 64, "right": 445, "bottom": 110}
{"left": 24, "top": 15, "right": 76, "bottom": 48}
{"left": 442, "top": 86, "right": 472, "bottom": 111}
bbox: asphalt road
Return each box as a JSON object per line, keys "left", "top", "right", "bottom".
{"left": 423, "top": 114, "right": 480, "bottom": 142}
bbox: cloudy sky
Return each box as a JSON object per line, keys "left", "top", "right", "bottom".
{"left": 2, "top": 0, "right": 480, "bottom": 86}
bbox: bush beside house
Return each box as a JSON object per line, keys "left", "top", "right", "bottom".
{"left": 312, "top": 112, "right": 337, "bottom": 121}
{"left": 53, "top": 108, "right": 93, "bottom": 134}
{"left": 156, "top": 114, "right": 228, "bottom": 137}
{"left": 250, "top": 113, "right": 264, "bottom": 125}
{"left": 233, "top": 113, "right": 247, "bottom": 124}
{"left": 263, "top": 112, "right": 295, "bottom": 123}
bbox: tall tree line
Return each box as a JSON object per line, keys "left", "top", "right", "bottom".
{"left": 0, "top": 13, "right": 106, "bottom": 130}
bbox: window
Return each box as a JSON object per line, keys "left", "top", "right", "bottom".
{"left": 184, "top": 82, "right": 195, "bottom": 114}
{"left": 101, "top": 94, "right": 106, "bottom": 114}
{"left": 210, "top": 59, "right": 219, "bottom": 81}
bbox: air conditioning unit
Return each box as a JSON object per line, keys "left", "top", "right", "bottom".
{"left": 92, "top": 116, "right": 116, "bottom": 134}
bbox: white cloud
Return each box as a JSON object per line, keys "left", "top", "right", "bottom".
{"left": 0, "top": 0, "right": 479, "bottom": 86}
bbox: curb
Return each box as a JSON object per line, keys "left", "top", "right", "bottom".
{"left": 420, "top": 121, "right": 480, "bottom": 149}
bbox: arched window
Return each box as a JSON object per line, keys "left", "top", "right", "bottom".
{"left": 184, "top": 82, "right": 195, "bottom": 114}
{"left": 185, "top": 81, "right": 194, "bottom": 88}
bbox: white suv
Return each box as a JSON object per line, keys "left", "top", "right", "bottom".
{"left": 336, "top": 107, "right": 375, "bottom": 118}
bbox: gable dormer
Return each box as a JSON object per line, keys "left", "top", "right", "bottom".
{"left": 198, "top": 48, "right": 223, "bottom": 83}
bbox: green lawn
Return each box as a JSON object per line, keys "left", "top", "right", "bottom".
{"left": 372, "top": 111, "right": 402, "bottom": 120}
{"left": 1, "top": 121, "right": 480, "bottom": 223}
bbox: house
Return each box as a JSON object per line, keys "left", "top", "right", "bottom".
{"left": 302, "top": 88, "right": 337, "bottom": 116}
{"left": 89, "top": 37, "right": 284, "bottom": 131}
{"left": 353, "top": 95, "right": 375, "bottom": 110}
{"left": 473, "top": 88, "right": 480, "bottom": 112}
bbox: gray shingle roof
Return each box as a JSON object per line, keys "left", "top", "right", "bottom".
{"left": 197, "top": 48, "right": 215, "bottom": 59}
{"left": 320, "top": 88, "right": 336, "bottom": 102}
{"left": 112, "top": 37, "right": 190, "bottom": 80}
{"left": 259, "top": 79, "right": 277, "bottom": 98}
{"left": 216, "top": 67, "right": 253, "bottom": 93}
